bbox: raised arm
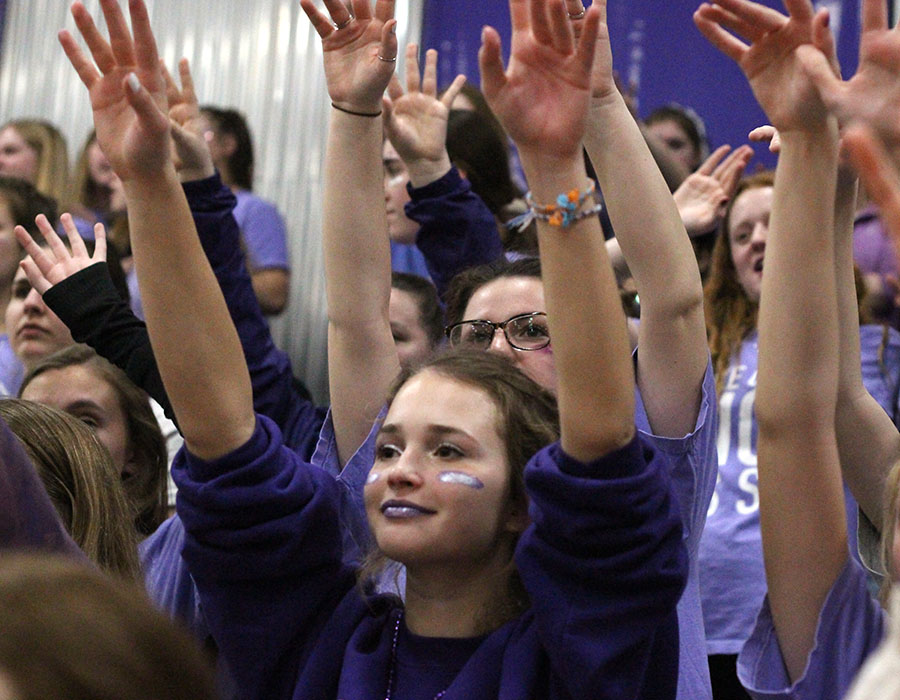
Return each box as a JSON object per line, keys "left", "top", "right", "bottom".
{"left": 300, "top": 0, "right": 401, "bottom": 465}
{"left": 383, "top": 48, "right": 501, "bottom": 294}
{"left": 797, "top": 0, "right": 900, "bottom": 527}
{"left": 481, "top": 0, "right": 633, "bottom": 461}
{"left": 572, "top": 0, "right": 707, "bottom": 438}
{"left": 60, "top": 0, "right": 254, "bottom": 459}
{"left": 696, "top": 0, "right": 845, "bottom": 681}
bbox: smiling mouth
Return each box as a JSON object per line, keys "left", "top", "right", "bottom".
{"left": 381, "top": 500, "right": 436, "bottom": 518}
{"left": 753, "top": 259, "right": 763, "bottom": 272}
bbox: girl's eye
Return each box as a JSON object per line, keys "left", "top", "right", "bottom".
{"left": 434, "top": 443, "right": 463, "bottom": 459}
{"left": 77, "top": 415, "right": 100, "bottom": 429}
{"left": 375, "top": 443, "right": 401, "bottom": 460}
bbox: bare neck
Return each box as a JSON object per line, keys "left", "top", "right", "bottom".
{"left": 403, "top": 548, "right": 517, "bottom": 638}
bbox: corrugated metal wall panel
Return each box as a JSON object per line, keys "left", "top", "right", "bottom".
{"left": 0, "top": 0, "right": 422, "bottom": 404}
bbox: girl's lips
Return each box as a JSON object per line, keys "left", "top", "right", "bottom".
{"left": 380, "top": 500, "right": 436, "bottom": 518}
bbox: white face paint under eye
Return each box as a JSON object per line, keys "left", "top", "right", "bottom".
{"left": 365, "top": 471, "right": 381, "bottom": 485}
{"left": 438, "top": 471, "right": 484, "bottom": 489}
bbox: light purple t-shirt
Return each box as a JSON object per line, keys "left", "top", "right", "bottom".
{"left": 0, "top": 334, "right": 23, "bottom": 396}
{"left": 699, "top": 333, "right": 764, "bottom": 655}
{"left": 232, "top": 190, "right": 290, "bottom": 272}
{"left": 738, "top": 557, "right": 885, "bottom": 700}
{"left": 635, "top": 358, "right": 718, "bottom": 700}
{"left": 700, "top": 333, "right": 866, "bottom": 657}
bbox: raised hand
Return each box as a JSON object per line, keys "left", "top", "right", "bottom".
{"left": 15, "top": 214, "right": 106, "bottom": 295}
{"left": 479, "top": 0, "right": 601, "bottom": 163}
{"left": 674, "top": 144, "right": 754, "bottom": 236}
{"left": 383, "top": 46, "right": 466, "bottom": 186}
{"left": 801, "top": 0, "right": 900, "bottom": 149}
{"left": 300, "top": 0, "right": 398, "bottom": 114}
{"left": 59, "top": 0, "right": 171, "bottom": 182}
{"left": 694, "top": 0, "right": 832, "bottom": 131}
{"left": 161, "top": 58, "right": 214, "bottom": 181}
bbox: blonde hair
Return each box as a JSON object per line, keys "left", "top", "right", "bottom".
{"left": 0, "top": 399, "right": 140, "bottom": 581}
{"left": 705, "top": 171, "right": 774, "bottom": 395}
{"left": 2, "top": 119, "right": 74, "bottom": 206}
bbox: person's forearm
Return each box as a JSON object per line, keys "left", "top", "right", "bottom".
{"left": 584, "top": 93, "right": 702, "bottom": 316}
{"left": 125, "top": 168, "right": 254, "bottom": 460}
{"left": 520, "top": 150, "right": 634, "bottom": 462}
{"left": 833, "top": 171, "right": 900, "bottom": 524}
{"left": 323, "top": 111, "right": 401, "bottom": 464}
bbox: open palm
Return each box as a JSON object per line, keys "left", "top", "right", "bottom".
{"left": 480, "top": 0, "right": 601, "bottom": 162}
{"left": 60, "top": 0, "right": 171, "bottom": 182}
{"left": 694, "top": 0, "right": 829, "bottom": 131}
{"left": 301, "top": 0, "right": 398, "bottom": 112}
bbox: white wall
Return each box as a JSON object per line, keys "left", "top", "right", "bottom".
{"left": 0, "top": 0, "right": 422, "bottom": 403}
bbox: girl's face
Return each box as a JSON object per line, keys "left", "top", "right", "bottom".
{"left": 461, "top": 276, "right": 557, "bottom": 393}
{"left": 382, "top": 141, "right": 420, "bottom": 245}
{"left": 21, "top": 364, "right": 135, "bottom": 482}
{"left": 728, "top": 186, "right": 772, "bottom": 303}
{"left": 5, "top": 264, "right": 75, "bottom": 367}
{"left": 389, "top": 287, "right": 433, "bottom": 369}
{"left": 0, "top": 128, "right": 38, "bottom": 184}
{"left": 364, "top": 369, "right": 525, "bottom": 570}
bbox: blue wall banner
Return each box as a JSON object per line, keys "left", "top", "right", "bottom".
{"left": 422, "top": 1, "right": 865, "bottom": 170}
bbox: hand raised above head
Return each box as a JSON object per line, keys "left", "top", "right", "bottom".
{"left": 162, "top": 58, "right": 214, "bottom": 182}
{"left": 674, "top": 144, "right": 754, "bottom": 236}
{"left": 59, "top": 0, "right": 171, "bottom": 183}
{"left": 479, "top": 0, "right": 602, "bottom": 163}
{"left": 383, "top": 45, "right": 466, "bottom": 186}
{"left": 693, "top": 0, "right": 833, "bottom": 132}
{"left": 301, "top": 0, "right": 398, "bottom": 114}
{"left": 800, "top": 0, "right": 900, "bottom": 149}
{"left": 15, "top": 214, "right": 107, "bottom": 295}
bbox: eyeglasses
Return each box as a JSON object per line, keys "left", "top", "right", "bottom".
{"left": 444, "top": 312, "right": 550, "bottom": 351}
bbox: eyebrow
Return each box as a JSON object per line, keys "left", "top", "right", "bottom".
{"left": 63, "top": 399, "right": 104, "bottom": 413}
{"left": 378, "top": 423, "right": 475, "bottom": 441}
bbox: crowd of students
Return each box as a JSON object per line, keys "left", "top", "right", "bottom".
{"left": 1, "top": 0, "right": 900, "bottom": 698}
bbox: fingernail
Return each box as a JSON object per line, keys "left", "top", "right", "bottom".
{"left": 126, "top": 72, "right": 141, "bottom": 93}
{"left": 481, "top": 26, "right": 487, "bottom": 42}
{"left": 823, "top": 12, "right": 830, "bottom": 27}
{"left": 391, "top": 22, "right": 396, "bottom": 34}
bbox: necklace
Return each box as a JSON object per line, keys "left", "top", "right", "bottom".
{"left": 384, "top": 609, "right": 447, "bottom": 700}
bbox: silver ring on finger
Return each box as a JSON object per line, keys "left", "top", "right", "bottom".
{"left": 568, "top": 9, "right": 586, "bottom": 19}
{"left": 334, "top": 17, "right": 353, "bottom": 30}
{"left": 377, "top": 54, "right": 397, "bottom": 63}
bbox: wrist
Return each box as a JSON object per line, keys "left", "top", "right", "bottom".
{"left": 406, "top": 155, "right": 452, "bottom": 189}
{"left": 331, "top": 100, "right": 383, "bottom": 117}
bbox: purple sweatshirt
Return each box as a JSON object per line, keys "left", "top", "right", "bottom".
{"left": 173, "top": 416, "right": 688, "bottom": 700}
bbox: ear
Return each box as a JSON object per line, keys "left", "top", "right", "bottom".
{"left": 220, "top": 132, "right": 238, "bottom": 158}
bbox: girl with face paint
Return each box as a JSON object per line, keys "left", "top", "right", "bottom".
{"left": 53, "top": 1, "right": 687, "bottom": 699}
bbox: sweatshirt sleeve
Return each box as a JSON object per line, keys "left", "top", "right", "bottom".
{"left": 516, "top": 435, "right": 688, "bottom": 700}
{"left": 185, "top": 174, "right": 325, "bottom": 458}
{"left": 406, "top": 167, "right": 503, "bottom": 297}
{"left": 174, "top": 414, "right": 354, "bottom": 699}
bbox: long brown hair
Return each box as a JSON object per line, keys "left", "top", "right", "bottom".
{"left": 359, "top": 349, "right": 559, "bottom": 630}
{"left": 705, "top": 171, "right": 774, "bottom": 394}
{"left": 0, "top": 399, "right": 140, "bottom": 580}
{"left": 0, "top": 553, "right": 216, "bottom": 700}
